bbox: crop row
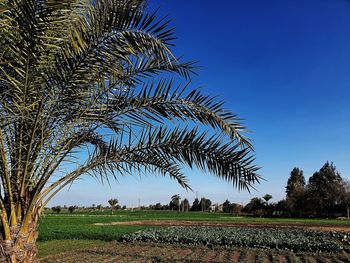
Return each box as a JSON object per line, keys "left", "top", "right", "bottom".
{"left": 121, "top": 226, "right": 345, "bottom": 252}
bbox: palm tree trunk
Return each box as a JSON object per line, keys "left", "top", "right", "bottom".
{"left": 0, "top": 221, "right": 38, "bottom": 262}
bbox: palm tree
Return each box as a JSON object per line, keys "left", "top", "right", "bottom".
{"left": 171, "top": 194, "right": 180, "bottom": 213}
{"left": 183, "top": 198, "right": 190, "bottom": 212}
{"left": 0, "top": 0, "right": 260, "bottom": 261}
{"left": 108, "top": 198, "right": 119, "bottom": 214}
{"left": 263, "top": 194, "right": 272, "bottom": 205}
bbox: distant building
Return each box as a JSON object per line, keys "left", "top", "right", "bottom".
{"left": 210, "top": 203, "right": 223, "bottom": 212}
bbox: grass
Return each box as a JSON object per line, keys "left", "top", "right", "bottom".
{"left": 42, "top": 209, "right": 350, "bottom": 226}
{"left": 38, "top": 215, "right": 151, "bottom": 241}
{"left": 38, "top": 212, "right": 153, "bottom": 257}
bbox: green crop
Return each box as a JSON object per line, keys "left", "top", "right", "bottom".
{"left": 121, "top": 226, "right": 344, "bottom": 252}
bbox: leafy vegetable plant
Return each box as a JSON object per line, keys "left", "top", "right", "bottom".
{"left": 121, "top": 226, "right": 344, "bottom": 252}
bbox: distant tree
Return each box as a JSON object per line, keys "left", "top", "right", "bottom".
{"left": 52, "top": 206, "right": 62, "bottom": 214}
{"left": 170, "top": 194, "right": 181, "bottom": 212}
{"left": 180, "top": 200, "right": 185, "bottom": 212}
{"left": 68, "top": 206, "right": 77, "bottom": 214}
{"left": 306, "top": 162, "right": 344, "bottom": 217}
{"left": 263, "top": 194, "right": 272, "bottom": 205}
{"left": 162, "top": 204, "right": 170, "bottom": 210}
{"left": 199, "top": 197, "right": 212, "bottom": 212}
{"left": 230, "top": 203, "right": 243, "bottom": 216}
{"left": 183, "top": 198, "right": 190, "bottom": 212}
{"left": 154, "top": 203, "right": 162, "bottom": 210}
{"left": 108, "top": 198, "right": 119, "bottom": 215}
{"left": 274, "top": 199, "right": 287, "bottom": 216}
{"left": 96, "top": 204, "right": 102, "bottom": 211}
{"left": 286, "top": 168, "right": 305, "bottom": 197}
{"left": 243, "top": 197, "right": 264, "bottom": 216}
{"left": 191, "top": 198, "right": 200, "bottom": 211}
{"left": 285, "top": 168, "right": 306, "bottom": 216}
{"left": 122, "top": 205, "right": 127, "bottom": 210}
{"left": 222, "top": 200, "right": 231, "bottom": 213}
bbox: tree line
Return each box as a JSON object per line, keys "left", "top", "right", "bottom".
{"left": 244, "top": 162, "right": 350, "bottom": 218}
{"left": 134, "top": 161, "right": 350, "bottom": 218}
{"left": 49, "top": 161, "right": 349, "bottom": 219}
{"left": 50, "top": 198, "right": 125, "bottom": 214}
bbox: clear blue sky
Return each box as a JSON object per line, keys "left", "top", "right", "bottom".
{"left": 51, "top": 0, "right": 350, "bottom": 207}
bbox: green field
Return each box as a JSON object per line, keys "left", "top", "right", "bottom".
{"left": 38, "top": 209, "right": 350, "bottom": 243}
{"left": 38, "top": 210, "right": 350, "bottom": 260}
{"left": 40, "top": 209, "right": 350, "bottom": 226}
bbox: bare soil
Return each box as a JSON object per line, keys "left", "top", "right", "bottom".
{"left": 40, "top": 242, "right": 350, "bottom": 263}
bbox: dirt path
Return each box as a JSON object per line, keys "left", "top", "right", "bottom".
{"left": 94, "top": 220, "right": 350, "bottom": 232}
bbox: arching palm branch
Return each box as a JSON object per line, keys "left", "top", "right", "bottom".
{"left": 0, "top": 0, "right": 260, "bottom": 261}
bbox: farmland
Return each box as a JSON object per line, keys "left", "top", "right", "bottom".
{"left": 121, "top": 226, "right": 344, "bottom": 252}
{"left": 38, "top": 210, "right": 350, "bottom": 262}
{"left": 41, "top": 242, "right": 350, "bottom": 263}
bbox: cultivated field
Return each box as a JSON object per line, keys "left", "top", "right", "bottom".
{"left": 38, "top": 210, "right": 350, "bottom": 262}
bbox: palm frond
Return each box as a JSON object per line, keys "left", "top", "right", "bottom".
{"left": 108, "top": 80, "right": 252, "bottom": 148}
{"left": 43, "top": 126, "right": 259, "bottom": 199}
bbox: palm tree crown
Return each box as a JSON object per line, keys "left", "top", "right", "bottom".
{"left": 108, "top": 198, "right": 118, "bottom": 208}
{"left": 0, "top": 0, "right": 260, "bottom": 261}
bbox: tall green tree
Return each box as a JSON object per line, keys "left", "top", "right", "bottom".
{"left": 285, "top": 168, "right": 306, "bottom": 216}
{"left": 222, "top": 199, "right": 231, "bottom": 213}
{"left": 286, "top": 168, "right": 305, "bottom": 197}
{"left": 306, "top": 162, "right": 343, "bottom": 216}
{"left": 0, "top": 0, "right": 259, "bottom": 261}
{"left": 199, "top": 197, "right": 211, "bottom": 212}
{"left": 191, "top": 198, "right": 200, "bottom": 212}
